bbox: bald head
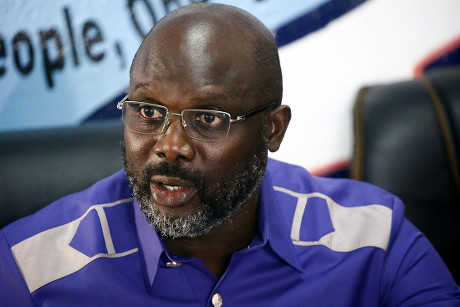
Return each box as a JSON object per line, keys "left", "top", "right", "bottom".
{"left": 130, "top": 3, "right": 282, "bottom": 104}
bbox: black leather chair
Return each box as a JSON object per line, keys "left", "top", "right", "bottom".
{"left": 351, "top": 67, "right": 460, "bottom": 282}
{"left": 0, "top": 121, "right": 124, "bottom": 229}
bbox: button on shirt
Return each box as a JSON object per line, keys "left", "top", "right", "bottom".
{"left": 212, "top": 293, "right": 223, "bottom": 307}
{"left": 1, "top": 159, "right": 459, "bottom": 306}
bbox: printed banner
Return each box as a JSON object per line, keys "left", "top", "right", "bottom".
{"left": 0, "top": 0, "right": 331, "bottom": 131}
{"left": 2, "top": 0, "right": 459, "bottom": 174}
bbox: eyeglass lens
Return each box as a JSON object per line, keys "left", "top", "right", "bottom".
{"left": 122, "top": 103, "right": 231, "bottom": 141}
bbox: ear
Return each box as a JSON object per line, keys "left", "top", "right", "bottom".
{"left": 264, "top": 105, "right": 291, "bottom": 152}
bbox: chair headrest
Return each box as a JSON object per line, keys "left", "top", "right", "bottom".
{"left": 0, "top": 121, "right": 124, "bottom": 228}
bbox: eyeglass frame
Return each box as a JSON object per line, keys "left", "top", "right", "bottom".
{"left": 116, "top": 95, "right": 280, "bottom": 141}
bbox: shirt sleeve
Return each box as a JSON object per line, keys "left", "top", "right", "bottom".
{"left": 0, "top": 230, "right": 36, "bottom": 306}
{"left": 380, "top": 197, "right": 460, "bottom": 306}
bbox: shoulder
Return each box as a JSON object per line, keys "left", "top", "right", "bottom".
{"left": 1, "top": 170, "right": 133, "bottom": 246}
{"left": 266, "top": 158, "right": 403, "bottom": 253}
{"left": 0, "top": 170, "right": 137, "bottom": 294}
{"left": 265, "top": 159, "right": 460, "bottom": 305}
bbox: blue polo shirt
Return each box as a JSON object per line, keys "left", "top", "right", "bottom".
{"left": 1, "top": 159, "right": 459, "bottom": 306}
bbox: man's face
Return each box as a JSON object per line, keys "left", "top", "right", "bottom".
{"left": 123, "top": 18, "right": 270, "bottom": 239}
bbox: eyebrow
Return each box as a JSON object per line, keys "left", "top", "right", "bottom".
{"left": 132, "top": 82, "right": 152, "bottom": 91}
{"left": 190, "top": 92, "right": 228, "bottom": 102}
{"left": 192, "top": 90, "right": 228, "bottom": 100}
{"left": 129, "top": 84, "right": 232, "bottom": 110}
{"left": 187, "top": 93, "right": 234, "bottom": 112}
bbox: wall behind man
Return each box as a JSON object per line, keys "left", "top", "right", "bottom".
{"left": 1, "top": 0, "right": 459, "bottom": 174}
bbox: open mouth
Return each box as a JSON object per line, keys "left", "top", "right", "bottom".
{"left": 150, "top": 176, "right": 198, "bottom": 209}
{"left": 162, "top": 184, "right": 180, "bottom": 191}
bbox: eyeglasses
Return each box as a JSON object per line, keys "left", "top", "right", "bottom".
{"left": 117, "top": 96, "right": 279, "bottom": 141}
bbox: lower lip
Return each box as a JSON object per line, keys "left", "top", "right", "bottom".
{"left": 150, "top": 183, "right": 198, "bottom": 208}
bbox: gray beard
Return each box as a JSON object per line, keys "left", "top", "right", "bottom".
{"left": 123, "top": 143, "right": 268, "bottom": 239}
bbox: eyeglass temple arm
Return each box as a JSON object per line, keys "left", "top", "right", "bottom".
{"left": 232, "top": 101, "right": 280, "bottom": 122}
{"left": 116, "top": 95, "right": 129, "bottom": 110}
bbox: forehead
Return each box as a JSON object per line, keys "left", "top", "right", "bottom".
{"left": 129, "top": 15, "right": 259, "bottom": 108}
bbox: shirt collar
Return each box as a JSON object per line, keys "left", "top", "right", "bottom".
{"left": 133, "top": 199, "right": 166, "bottom": 286}
{"left": 133, "top": 166, "right": 303, "bottom": 286}
{"left": 259, "top": 168, "right": 303, "bottom": 272}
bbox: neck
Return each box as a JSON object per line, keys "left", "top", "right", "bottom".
{"left": 163, "top": 194, "right": 259, "bottom": 278}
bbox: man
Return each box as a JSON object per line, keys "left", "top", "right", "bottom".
{"left": 0, "top": 3, "right": 458, "bottom": 306}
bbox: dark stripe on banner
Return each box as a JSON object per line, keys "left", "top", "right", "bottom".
{"left": 424, "top": 48, "right": 460, "bottom": 73}
{"left": 275, "top": 0, "right": 368, "bottom": 47}
{"left": 82, "top": 91, "right": 125, "bottom": 123}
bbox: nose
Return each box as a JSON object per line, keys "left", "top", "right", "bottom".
{"left": 152, "top": 114, "right": 196, "bottom": 162}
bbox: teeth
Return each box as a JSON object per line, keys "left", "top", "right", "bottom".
{"left": 163, "top": 184, "right": 180, "bottom": 191}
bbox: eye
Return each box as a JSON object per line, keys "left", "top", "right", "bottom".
{"left": 195, "top": 112, "right": 224, "bottom": 126}
{"left": 139, "top": 105, "right": 163, "bottom": 119}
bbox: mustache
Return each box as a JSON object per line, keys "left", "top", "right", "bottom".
{"left": 121, "top": 140, "right": 208, "bottom": 192}
{"left": 142, "top": 161, "right": 207, "bottom": 189}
